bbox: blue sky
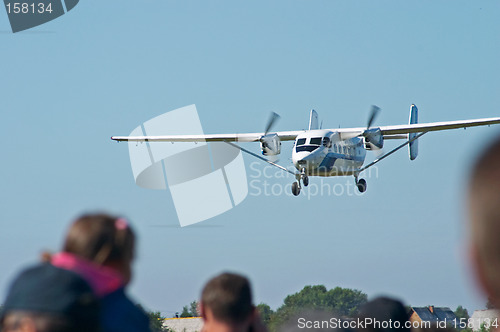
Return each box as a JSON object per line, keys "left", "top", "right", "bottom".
{"left": 1, "top": 0, "right": 500, "bottom": 316}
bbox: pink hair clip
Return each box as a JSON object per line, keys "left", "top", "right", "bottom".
{"left": 115, "top": 218, "right": 128, "bottom": 230}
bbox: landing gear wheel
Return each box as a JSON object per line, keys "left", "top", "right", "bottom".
{"left": 292, "top": 181, "right": 301, "bottom": 196}
{"left": 303, "top": 175, "right": 309, "bottom": 187}
{"left": 357, "top": 178, "right": 367, "bottom": 193}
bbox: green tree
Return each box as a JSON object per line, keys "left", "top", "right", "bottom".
{"left": 282, "top": 285, "right": 329, "bottom": 310}
{"left": 257, "top": 303, "right": 274, "bottom": 326}
{"left": 269, "top": 285, "right": 367, "bottom": 331}
{"left": 180, "top": 305, "right": 192, "bottom": 318}
{"left": 325, "top": 286, "right": 367, "bottom": 316}
{"left": 189, "top": 300, "right": 199, "bottom": 317}
{"left": 479, "top": 322, "right": 492, "bottom": 332}
{"left": 455, "top": 305, "right": 470, "bottom": 320}
{"left": 135, "top": 305, "right": 169, "bottom": 332}
{"left": 147, "top": 310, "right": 167, "bottom": 332}
{"left": 178, "top": 300, "right": 199, "bottom": 318}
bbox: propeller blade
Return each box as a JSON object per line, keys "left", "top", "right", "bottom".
{"left": 264, "top": 112, "right": 280, "bottom": 135}
{"left": 367, "top": 105, "right": 381, "bottom": 130}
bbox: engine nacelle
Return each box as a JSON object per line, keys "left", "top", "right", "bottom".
{"left": 364, "top": 128, "right": 384, "bottom": 150}
{"left": 260, "top": 134, "right": 281, "bottom": 156}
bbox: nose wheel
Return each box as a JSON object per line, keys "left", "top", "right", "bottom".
{"left": 291, "top": 170, "right": 308, "bottom": 196}
{"left": 355, "top": 177, "right": 367, "bottom": 193}
{"left": 301, "top": 169, "right": 309, "bottom": 187}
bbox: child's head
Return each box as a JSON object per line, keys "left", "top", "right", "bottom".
{"left": 63, "top": 213, "right": 135, "bottom": 284}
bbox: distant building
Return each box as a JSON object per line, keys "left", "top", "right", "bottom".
{"left": 470, "top": 309, "right": 498, "bottom": 331}
{"left": 163, "top": 317, "right": 203, "bottom": 332}
{"left": 409, "top": 306, "right": 457, "bottom": 327}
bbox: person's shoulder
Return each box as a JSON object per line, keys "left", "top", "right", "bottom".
{"left": 101, "top": 288, "right": 151, "bottom": 332}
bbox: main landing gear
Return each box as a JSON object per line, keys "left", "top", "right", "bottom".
{"left": 290, "top": 171, "right": 367, "bottom": 196}
{"left": 291, "top": 169, "right": 309, "bottom": 196}
{"left": 355, "top": 176, "right": 367, "bottom": 193}
{"left": 292, "top": 181, "right": 300, "bottom": 196}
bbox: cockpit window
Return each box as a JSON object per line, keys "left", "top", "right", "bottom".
{"left": 310, "top": 137, "right": 322, "bottom": 145}
{"left": 296, "top": 145, "right": 318, "bottom": 153}
{"left": 296, "top": 138, "right": 306, "bottom": 146}
{"left": 323, "top": 137, "right": 331, "bottom": 148}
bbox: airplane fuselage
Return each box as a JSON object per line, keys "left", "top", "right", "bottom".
{"left": 292, "top": 130, "right": 366, "bottom": 176}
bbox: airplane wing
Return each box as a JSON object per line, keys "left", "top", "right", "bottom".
{"left": 112, "top": 117, "right": 500, "bottom": 143}
{"left": 111, "top": 130, "right": 304, "bottom": 142}
{"left": 335, "top": 117, "right": 500, "bottom": 139}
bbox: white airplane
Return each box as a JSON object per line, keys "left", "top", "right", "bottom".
{"left": 111, "top": 105, "right": 500, "bottom": 196}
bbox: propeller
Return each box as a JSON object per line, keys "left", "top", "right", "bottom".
{"left": 366, "top": 105, "right": 381, "bottom": 130}
{"left": 363, "top": 105, "right": 384, "bottom": 153}
{"left": 264, "top": 112, "right": 280, "bottom": 135}
{"left": 261, "top": 112, "right": 281, "bottom": 162}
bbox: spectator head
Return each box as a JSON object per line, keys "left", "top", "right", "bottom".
{"left": 469, "top": 136, "right": 500, "bottom": 308}
{"left": 63, "top": 213, "right": 135, "bottom": 284}
{"left": 0, "top": 264, "right": 100, "bottom": 332}
{"left": 356, "top": 297, "right": 410, "bottom": 332}
{"left": 200, "top": 272, "right": 255, "bottom": 332}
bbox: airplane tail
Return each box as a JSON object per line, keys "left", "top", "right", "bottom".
{"left": 309, "top": 110, "right": 319, "bottom": 130}
{"left": 408, "top": 104, "right": 419, "bottom": 160}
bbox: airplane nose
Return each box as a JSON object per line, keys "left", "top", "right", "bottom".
{"left": 293, "top": 151, "right": 314, "bottom": 168}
